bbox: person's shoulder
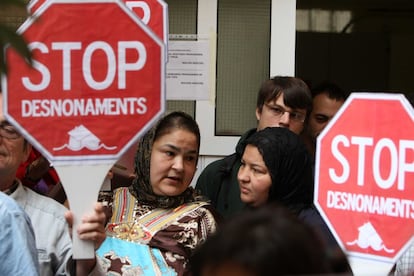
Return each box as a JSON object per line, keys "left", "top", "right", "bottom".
{"left": 16, "top": 184, "right": 68, "bottom": 219}
{"left": 184, "top": 201, "right": 220, "bottom": 231}
{"left": 297, "top": 207, "right": 330, "bottom": 234}
{"left": 112, "top": 186, "right": 131, "bottom": 199}
{"left": 297, "top": 206, "right": 323, "bottom": 223}
{"left": 0, "top": 192, "right": 25, "bottom": 216}
{"left": 239, "top": 128, "right": 257, "bottom": 141}
{"left": 195, "top": 154, "right": 238, "bottom": 193}
{"left": 0, "top": 192, "right": 34, "bottom": 234}
{"left": 0, "top": 191, "right": 17, "bottom": 207}
{"left": 200, "top": 202, "right": 223, "bottom": 224}
{"left": 298, "top": 206, "right": 340, "bottom": 247}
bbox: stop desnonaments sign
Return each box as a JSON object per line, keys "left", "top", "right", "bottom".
{"left": 3, "top": 0, "right": 165, "bottom": 165}
{"left": 315, "top": 93, "right": 414, "bottom": 263}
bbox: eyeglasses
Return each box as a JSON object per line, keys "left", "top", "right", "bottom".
{"left": 0, "top": 122, "right": 21, "bottom": 140}
{"left": 264, "top": 104, "right": 306, "bottom": 123}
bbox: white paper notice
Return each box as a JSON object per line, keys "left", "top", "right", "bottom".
{"left": 166, "top": 39, "right": 210, "bottom": 100}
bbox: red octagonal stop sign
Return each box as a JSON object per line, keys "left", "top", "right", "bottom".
{"left": 4, "top": 0, "right": 165, "bottom": 165}
{"left": 315, "top": 93, "right": 414, "bottom": 263}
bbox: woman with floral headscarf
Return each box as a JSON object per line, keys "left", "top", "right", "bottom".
{"left": 97, "top": 111, "right": 218, "bottom": 275}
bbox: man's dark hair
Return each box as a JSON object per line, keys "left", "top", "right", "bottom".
{"left": 311, "top": 81, "right": 349, "bottom": 102}
{"left": 256, "top": 76, "right": 312, "bottom": 116}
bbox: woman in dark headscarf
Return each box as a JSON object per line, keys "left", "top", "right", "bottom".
{"left": 238, "top": 127, "right": 313, "bottom": 213}
{"left": 237, "top": 127, "right": 351, "bottom": 273}
{"left": 97, "top": 111, "right": 218, "bottom": 276}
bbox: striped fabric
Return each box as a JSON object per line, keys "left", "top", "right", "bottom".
{"left": 106, "top": 187, "right": 208, "bottom": 243}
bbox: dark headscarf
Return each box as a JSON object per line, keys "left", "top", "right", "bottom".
{"left": 128, "top": 112, "right": 198, "bottom": 209}
{"left": 244, "top": 127, "right": 314, "bottom": 213}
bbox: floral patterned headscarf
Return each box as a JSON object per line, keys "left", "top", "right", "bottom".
{"left": 129, "top": 112, "right": 198, "bottom": 209}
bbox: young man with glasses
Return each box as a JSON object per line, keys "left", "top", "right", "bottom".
{"left": 0, "top": 93, "right": 106, "bottom": 275}
{"left": 195, "top": 76, "right": 312, "bottom": 218}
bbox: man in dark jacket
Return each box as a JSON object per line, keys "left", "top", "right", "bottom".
{"left": 195, "top": 76, "right": 312, "bottom": 218}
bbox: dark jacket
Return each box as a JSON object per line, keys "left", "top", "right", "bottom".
{"left": 195, "top": 128, "right": 256, "bottom": 218}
